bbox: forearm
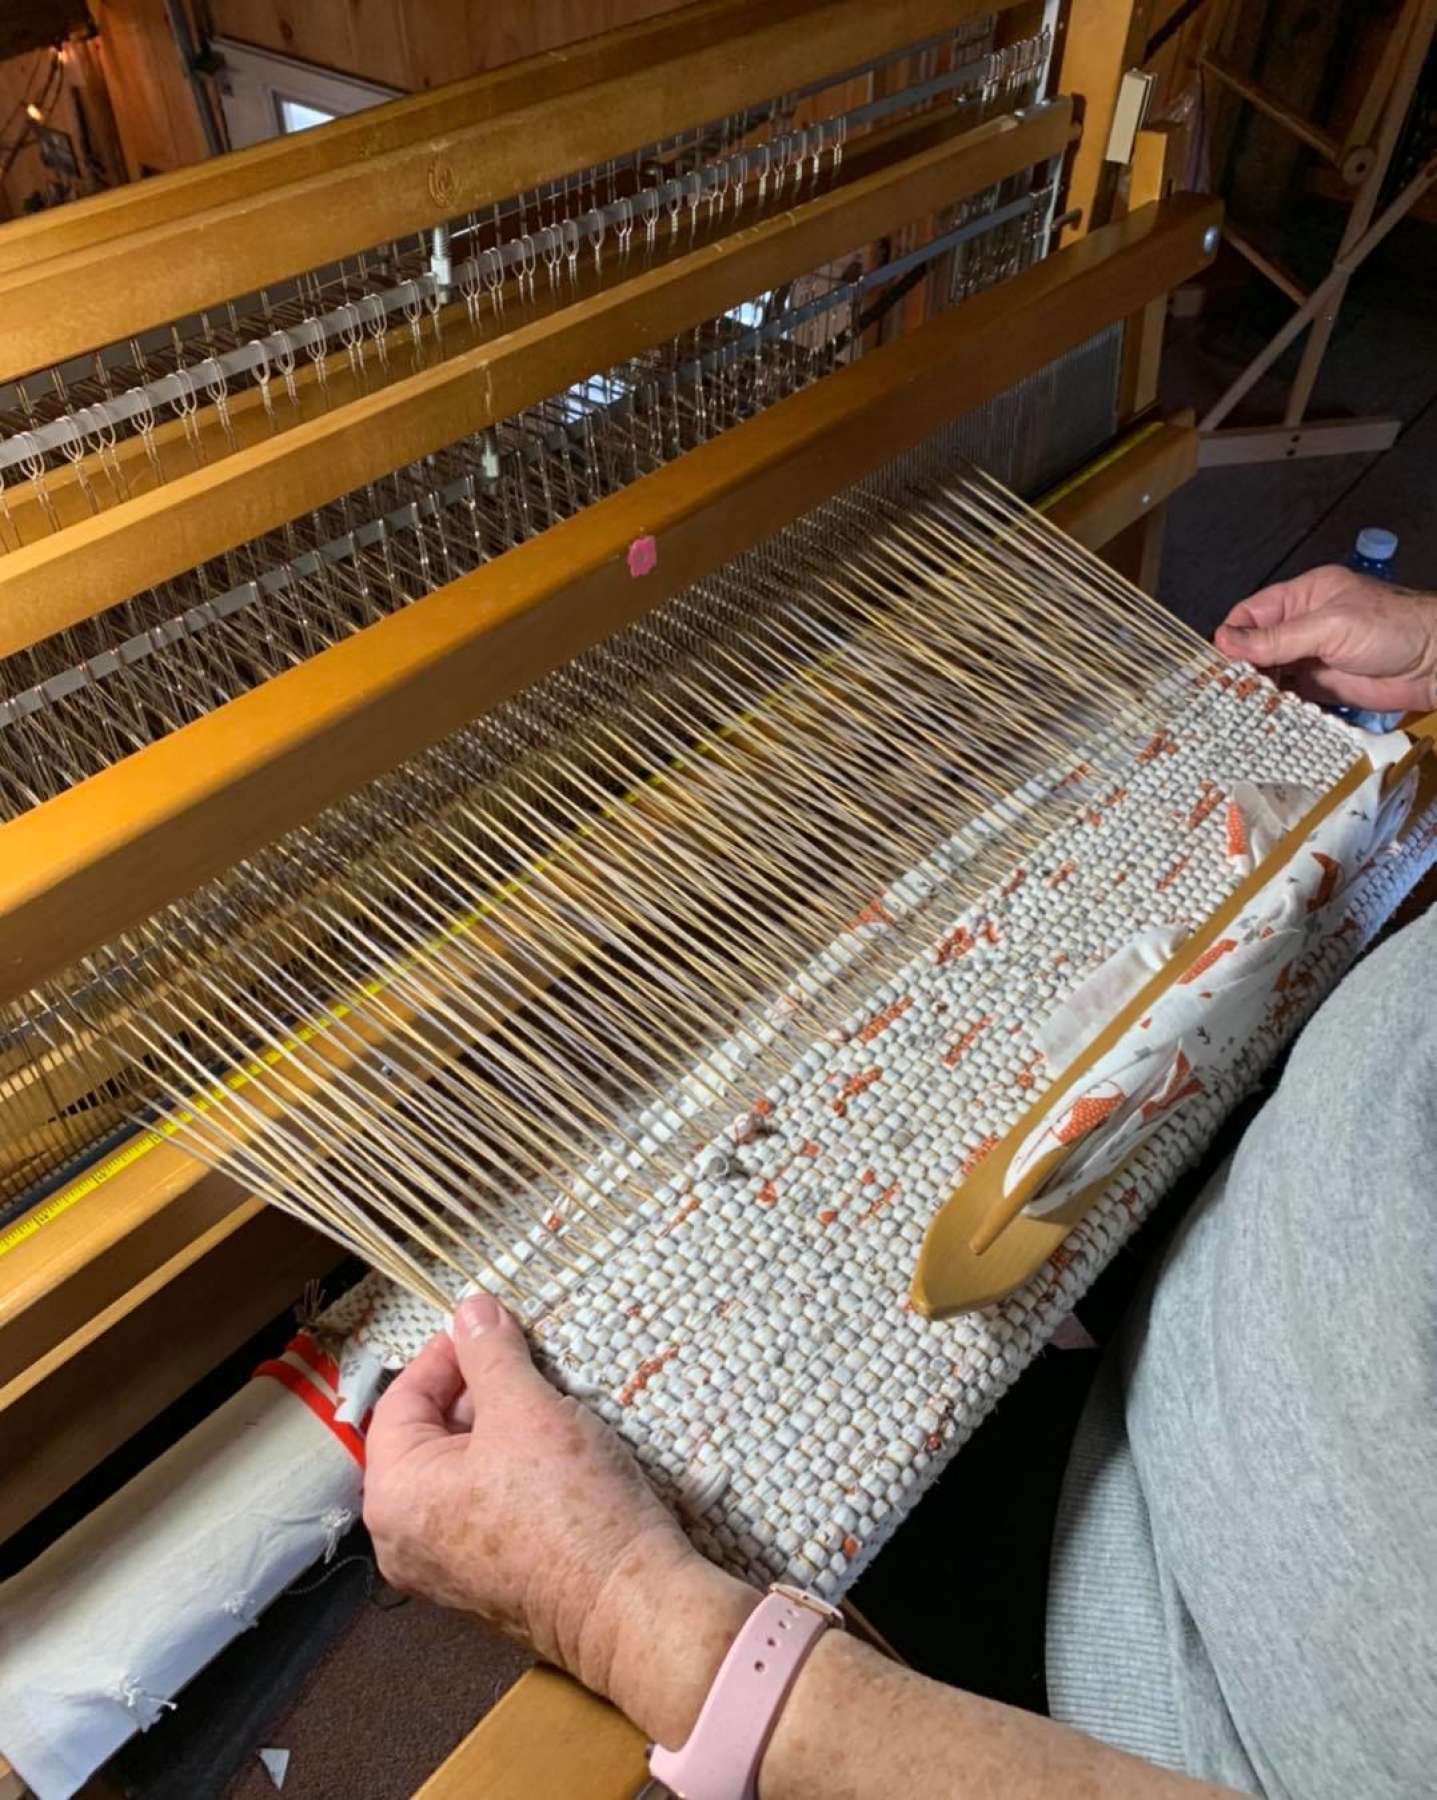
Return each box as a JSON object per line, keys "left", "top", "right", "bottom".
{"left": 371, "top": 1305, "right": 1236, "bottom": 1796}
{"left": 762, "top": 1630, "right": 1238, "bottom": 1800}
{"left": 603, "top": 1559, "right": 1239, "bottom": 1800}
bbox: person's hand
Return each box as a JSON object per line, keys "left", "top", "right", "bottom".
{"left": 365, "top": 1306, "right": 1249, "bottom": 1800}
{"left": 1214, "top": 566, "right": 1437, "bottom": 714}
{"left": 363, "top": 1294, "right": 756, "bottom": 1745}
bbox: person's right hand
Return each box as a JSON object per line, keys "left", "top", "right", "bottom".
{"left": 362, "top": 1294, "right": 756, "bottom": 1748}
{"left": 1214, "top": 566, "right": 1437, "bottom": 715}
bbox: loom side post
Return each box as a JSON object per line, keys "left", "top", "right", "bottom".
{"left": 1105, "top": 123, "right": 1182, "bottom": 591}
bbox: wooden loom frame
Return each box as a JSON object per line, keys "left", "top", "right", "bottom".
{"left": 0, "top": 191, "right": 1218, "bottom": 1536}
{"left": 0, "top": 0, "right": 1033, "bottom": 381}
{"left": 0, "top": 100, "right": 1060, "bottom": 556}
{"left": 0, "top": 192, "right": 1217, "bottom": 1010}
{"left": 0, "top": 103, "right": 1076, "bottom": 654}
{"left": 0, "top": 1, "right": 1244, "bottom": 1791}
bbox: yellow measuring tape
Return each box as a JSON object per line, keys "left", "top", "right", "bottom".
{"left": 1034, "top": 417, "right": 1165, "bottom": 514}
{"left": 0, "top": 1129, "right": 170, "bottom": 1257}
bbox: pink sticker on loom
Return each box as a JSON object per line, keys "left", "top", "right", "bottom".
{"left": 627, "top": 534, "right": 658, "bottom": 577}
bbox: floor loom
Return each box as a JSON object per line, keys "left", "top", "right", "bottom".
{"left": 1, "top": 4, "right": 1435, "bottom": 1794}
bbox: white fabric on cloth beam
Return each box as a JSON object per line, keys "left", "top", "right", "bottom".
{"left": 0, "top": 1378, "right": 360, "bottom": 1800}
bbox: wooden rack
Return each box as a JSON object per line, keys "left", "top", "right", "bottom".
{"left": 1198, "top": 0, "right": 1437, "bottom": 464}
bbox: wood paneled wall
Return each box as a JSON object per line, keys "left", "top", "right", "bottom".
{"left": 91, "top": 0, "right": 210, "bottom": 176}
{"left": 0, "top": 49, "right": 56, "bottom": 218}
{"left": 1, "top": 2, "right": 210, "bottom": 212}
{"left": 0, "top": 34, "right": 126, "bottom": 219}
{"left": 205, "top": 0, "right": 687, "bottom": 92}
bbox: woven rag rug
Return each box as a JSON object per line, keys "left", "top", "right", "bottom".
{"left": 321, "top": 675, "right": 1437, "bottom": 1601}
{"left": 8, "top": 671, "right": 1437, "bottom": 1800}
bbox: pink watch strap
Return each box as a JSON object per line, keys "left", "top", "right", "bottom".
{"left": 648, "top": 1584, "right": 842, "bottom": 1800}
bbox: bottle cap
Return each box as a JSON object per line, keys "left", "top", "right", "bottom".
{"left": 1356, "top": 527, "right": 1398, "bottom": 563}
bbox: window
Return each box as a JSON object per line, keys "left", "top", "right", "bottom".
{"left": 213, "top": 40, "right": 398, "bottom": 150}
{"left": 276, "top": 98, "right": 337, "bottom": 135}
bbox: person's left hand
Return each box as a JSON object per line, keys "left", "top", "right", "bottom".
{"left": 1214, "top": 568, "right": 1437, "bottom": 713}
{"left": 363, "top": 1294, "right": 753, "bottom": 1740}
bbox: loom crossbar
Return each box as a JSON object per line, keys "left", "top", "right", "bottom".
{"left": 0, "top": 0, "right": 1025, "bottom": 384}
{"left": 0, "top": 194, "right": 1221, "bottom": 1012}
{"left": 0, "top": 103, "right": 1074, "bottom": 656}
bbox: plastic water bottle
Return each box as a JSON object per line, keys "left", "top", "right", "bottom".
{"left": 1349, "top": 526, "right": 1399, "bottom": 579}
{"left": 1336, "top": 527, "right": 1404, "bottom": 734}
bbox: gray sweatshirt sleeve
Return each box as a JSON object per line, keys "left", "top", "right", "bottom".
{"left": 1049, "top": 906, "right": 1437, "bottom": 1800}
